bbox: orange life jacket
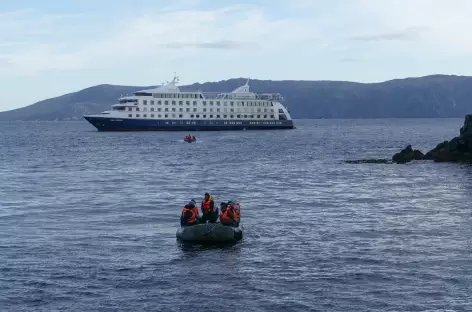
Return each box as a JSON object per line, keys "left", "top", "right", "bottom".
{"left": 181, "top": 206, "right": 198, "bottom": 224}
{"left": 201, "top": 199, "right": 213, "bottom": 213}
{"left": 220, "top": 205, "right": 234, "bottom": 224}
{"left": 234, "top": 205, "right": 240, "bottom": 221}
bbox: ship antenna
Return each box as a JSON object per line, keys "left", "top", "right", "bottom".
{"left": 171, "top": 72, "right": 179, "bottom": 85}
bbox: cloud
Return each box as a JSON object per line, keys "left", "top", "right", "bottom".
{"left": 340, "top": 57, "right": 361, "bottom": 63}
{"left": 285, "top": 0, "right": 472, "bottom": 60}
{"left": 348, "top": 0, "right": 472, "bottom": 52}
{"left": 160, "top": 40, "right": 256, "bottom": 49}
{"left": 350, "top": 27, "right": 429, "bottom": 42}
{"left": 0, "top": 2, "right": 318, "bottom": 77}
{"left": 2, "top": 0, "right": 472, "bottom": 79}
{"left": 0, "top": 9, "right": 84, "bottom": 36}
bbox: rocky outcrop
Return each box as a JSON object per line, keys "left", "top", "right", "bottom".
{"left": 392, "top": 145, "right": 424, "bottom": 164}
{"left": 392, "top": 114, "right": 472, "bottom": 163}
{"left": 460, "top": 114, "right": 472, "bottom": 137}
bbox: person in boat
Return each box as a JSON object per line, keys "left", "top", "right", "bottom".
{"left": 232, "top": 200, "right": 240, "bottom": 226}
{"left": 226, "top": 200, "right": 240, "bottom": 226}
{"left": 219, "top": 202, "right": 227, "bottom": 215}
{"left": 200, "top": 192, "right": 218, "bottom": 223}
{"left": 184, "top": 134, "right": 195, "bottom": 141}
{"left": 180, "top": 199, "right": 201, "bottom": 226}
{"left": 219, "top": 201, "right": 237, "bottom": 226}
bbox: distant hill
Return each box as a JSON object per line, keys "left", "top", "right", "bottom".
{"left": 1, "top": 75, "right": 472, "bottom": 121}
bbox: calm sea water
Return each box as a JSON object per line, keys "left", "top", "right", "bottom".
{"left": 0, "top": 119, "right": 471, "bottom": 312}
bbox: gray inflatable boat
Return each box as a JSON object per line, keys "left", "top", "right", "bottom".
{"left": 176, "top": 222, "right": 243, "bottom": 243}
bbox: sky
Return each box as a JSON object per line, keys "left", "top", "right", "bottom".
{"left": 1, "top": 0, "right": 472, "bottom": 111}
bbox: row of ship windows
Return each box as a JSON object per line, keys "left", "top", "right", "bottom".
{"left": 147, "top": 93, "right": 262, "bottom": 100}
{"left": 249, "top": 121, "right": 282, "bottom": 125}
{"left": 140, "top": 92, "right": 280, "bottom": 102}
{"left": 127, "top": 120, "right": 283, "bottom": 126}
{"left": 128, "top": 107, "right": 274, "bottom": 113}
{"left": 127, "top": 114, "right": 276, "bottom": 119}
{"left": 141, "top": 100, "right": 272, "bottom": 107}
{"left": 149, "top": 93, "right": 201, "bottom": 99}
{"left": 162, "top": 121, "right": 283, "bottom": 125}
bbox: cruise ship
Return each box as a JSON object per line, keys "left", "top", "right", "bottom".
{"left": 83, "top": 76, "right": 295, "bottom": 131}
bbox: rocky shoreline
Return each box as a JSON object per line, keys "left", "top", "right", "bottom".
{"left": 347, "top": 114, "right": 472, "bottom": 164}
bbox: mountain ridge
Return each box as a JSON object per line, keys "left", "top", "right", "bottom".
{"left": 1, "top": 74, "right": 471, "bottom": 121}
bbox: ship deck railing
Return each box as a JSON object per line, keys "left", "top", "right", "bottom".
{"left": 200, "top": 92, "right": 284, "bottom": 101}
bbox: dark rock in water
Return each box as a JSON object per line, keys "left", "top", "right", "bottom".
{"left": 392, "top": 114, "right": 472, "bottom": 164}
{"left": 176, "top": 223, "right": 243, "bottom": 244}
{"left": 460, "top": 114, "right": 472, "bottom": 137}
{"left": 345, "top": 159, "right": 391, "bottom": 164}
{"left": 422, "top": 114, "right": 472, "bottom": 163}
{"left": 392, "top": 145, "right": 424, "bottom": 164}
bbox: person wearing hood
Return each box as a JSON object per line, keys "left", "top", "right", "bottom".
{"left": 200, "top": 192, "right": 218, "bottom": 223}
{"left": 180, "top": 199, "right": 201, "bottom": 226}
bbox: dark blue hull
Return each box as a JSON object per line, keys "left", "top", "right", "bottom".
{"left": 83, "top": 116, "right": 295, "bottom": 131}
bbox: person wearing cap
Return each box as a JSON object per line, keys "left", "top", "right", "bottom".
{"left": 200, "top": 192, "right": 218, "bottom": 223}
{"left": 180, "top": 199, "right": 201, "bottom": 226}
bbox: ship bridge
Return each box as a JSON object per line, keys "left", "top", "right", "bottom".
{"left": 133, "top": 76, "right": 181, "bottom": 96}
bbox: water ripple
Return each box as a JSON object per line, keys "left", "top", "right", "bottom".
{"left": 0, "top": 119, "right": 471, "bottom": 311}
